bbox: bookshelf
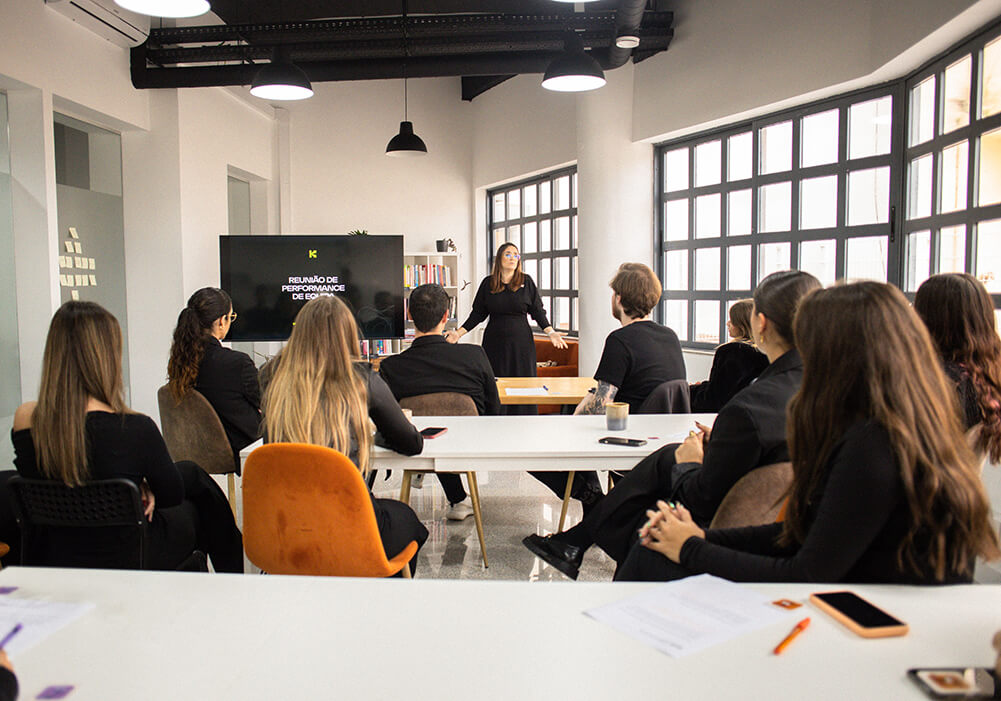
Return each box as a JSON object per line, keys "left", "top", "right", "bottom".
{"left": 361, "top": 251, "right": 463, "bottom": 358}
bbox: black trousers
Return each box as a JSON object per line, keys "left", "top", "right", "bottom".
{"left": 437, "top": 473, "right": 466, "bottom": 504}
{"left": 373, "top": 497, "right": 429, "bottom": 577}
{"left": 613, "top": 540, "right": 695, "bottom": 582}
{"left": 582, "top": 443, "right": 687, "bottom": 563}
{"left": 167, "top": 461, "right": 244, "bottom": 573}
{"left": 529, "top": 471, "right": 602, "bottom": 501}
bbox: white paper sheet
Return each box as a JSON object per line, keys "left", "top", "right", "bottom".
{"left": 584, "top": 574, "right": 789, "bottom": 658}
{"left": 0, "top": 598, "right": 94, "bottom": 655}
{"left": 504, "top": 388, "right": 549, "bottom": 396}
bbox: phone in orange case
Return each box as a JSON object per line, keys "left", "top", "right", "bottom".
{"left": 809, "top": 591, "right": 909, "bottom": 638}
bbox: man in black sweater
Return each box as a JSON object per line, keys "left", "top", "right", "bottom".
{"left": 379, "top": 284, "right": 501, "bottom": 520}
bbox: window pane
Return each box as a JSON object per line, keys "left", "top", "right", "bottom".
{"left": 907, "top": 154, "right": 933, "bottom": 220}
{"left": 759, "top": 182, "right": 791, "bottom": 233}
{"left": 800, "top": 239, "right": 837, "bottom": 287}
{"left": 555, "top": 217, "right": 570, "bottom": 249}
{"left": 554, "top": 297, "right": 570, "bottom": 331}
{"left": 695, "top": 301, "right": 720, "bottom": 344}
{"left": 523, "top": 185, "right": 537, "bottom": 217}
{"left": 847, "top": 166, "right": 890, "bottom": 225}
{"left": 801, "top": 109, "right": 839, "bottom": 167}
{"left": 800, "top": 175, "right": 838, "bottom": 230}
{"left": 572, "top": 215, "right": 578, "bottom": 249}
{"left": 727, "top": 245, "right": 752, "bottom": 290}
{"left": 758, "top": 242, "right": 791, "bottom": 279}
{"left": 572, "top": 172, "right": 578, "bottom": 208}
{"left": 976, "top": 219, "right": 1001, "bottom": 293}
{"left": 664, "top": 199, "right": 689, "bottom": 241}
{"left": 942, "top": 55, "right": 971, "bottom": 133}
{"left": 939, "top": 225, "right": 966, "bottom": 273}
{"left": 978, "top": 127, "right": 1001, "bottom": 206}
{"left": 728, "top": 189, "right": 752, "bottom": 237}
{"left": 759, "top": 121, "right": 792, "bottom": 174}
{"left": 663, "top": 300, "right": 688, "bottom": 341}
{"left": 523, "top": 258, "right": 538, "bottom": 281}
{"left": 492, "top": 227, "right": 504, "bottom": 251}
{"left": 572, "top": 297, "right": 578, "bottom": 331}
{"left": 539, "top": 259, "right": 551, "bottom": 289}
{"left": 845, "top": 236, "right": 888, "bottom": 281}
{"left": 539, "top": 181, "right": 551, "bottom": 214}
{"left": 538, "top": 219, "right": 551, "bottom": 251}
{"left": 556, "top": 257, "right": 570, "bottom": 288}
{"left": 492, "top": 194, "right": 505, "bottom": 223}
{"left": 507, "top": 189, "right": 521, "bottom": 220}
{"left": 522, "top": 222, "right": 537, "bottom": 253}
{"left": 695, "top": 140, "right": 722, "bottom": 187}
{"left": 507, "top": 224, "right": 520, "bottom": 245}
{"left": 905, "top": 230, "right": 931, "bottom": 292}
{"left": 664, "top": 148, "right": 689, "bottom": 192}
{"left": 728, "top": 132, "right": 752, "bottom": 181}
{"left": 940, "top": 141, "right": 969, "bottom": 213}
{"left": 695, "top": 247, "right": 721, "bottom": 290}
{"left": 695, "top": 193, "right": 721, "bottom": 238}
{"left": 849, "top": 96, "right": 893, "bottom": 159}
{"left": 663, "top": 250, "right": 689, "bottom": 290}
{"left": 982, "top": 37, "right": 1001, "bottom": 118}
{"left": 909, "top": 76, "right": 936, "bottom": 146}
{"left": 554, "top": 176, "right": 570, "bottom": 210}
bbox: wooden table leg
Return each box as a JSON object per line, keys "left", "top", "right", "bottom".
{"left": 557, "top": 470, "right": 575, "bottom": 532}
{"left": 227, "top": 473, "right": 238, "bottom": 519}
{"left": 466, "top": 472, "right": 489, "bottom": 568}
{"left": 400, "top": 471, "right": 413, "bottom": 504}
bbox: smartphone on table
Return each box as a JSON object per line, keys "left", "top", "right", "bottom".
{"left": 420, "top": 427, "right": 447, "bottom": 439}
{"left": 598, "top": 436, "right": 647, "bottom": 447}
{"left": 908, "top": 668, "right": 1000, "bottom": 699}
{"left": 809, "top": 590, "right": 909, "bottom": 638}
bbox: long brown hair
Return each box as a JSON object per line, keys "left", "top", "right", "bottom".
{"left": 33, "top": 301, "right": 131, "bottom": 485}
{"left": 489, "top": 242, "right": 524, "bottom": 293}
{"left": 167, "top": 287, "right": 232, "bottom": 401}
{"left": 784, "top": 282, "right": 1000, "bottom": 581}
{"left": 261, "top": 296, "right": 372, "bottom": 473}
{"left": 914, "top": 273, "right": 1001, "bottom": 462}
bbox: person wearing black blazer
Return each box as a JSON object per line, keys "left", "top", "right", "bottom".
{"left": 168, "top": 288, "right": 261, "bottom": 464}
{"left": 523, "top": 271, "right": 820, "bottom": 580}
{"left": 689, "top": 299, "right": 769, "bottom": 413}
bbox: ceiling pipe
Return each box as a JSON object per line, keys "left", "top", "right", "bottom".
{"left": 607, "top": 0, "right": 649, "bottom": 69}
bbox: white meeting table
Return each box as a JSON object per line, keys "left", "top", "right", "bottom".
{"left": 0, "top": 566, "right": 998, "bottom": 700}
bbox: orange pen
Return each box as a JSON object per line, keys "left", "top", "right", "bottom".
{"left": 773, "top": 617, "right": 810, "bottom": 655}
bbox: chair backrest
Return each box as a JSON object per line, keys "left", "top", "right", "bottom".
{"left": 708, "top": 462, "right": 793, "bottom": 530}
{"left": 967, "top": 423, "right": 989, "bottom": 475}
{"left": 157, "top": 384, "right": 236, "bottom": 474}
{"left": 534, "top": 337, "right": 579, "bottom": 368}
{"left": 399, "top": 392, "right": 478, "bottom": 417}
{"left": 637, "top": 379, "right": 692, "bottom": 415}
{"left": 8, "top": 477, "right": 145, "bottom": 568}
{"left": 242, "top": 443, "right": 415, "bottom": 577}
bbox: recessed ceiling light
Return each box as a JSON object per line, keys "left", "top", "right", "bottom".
{"left": 615, "top": 34, "right": 640, "bottom": 49}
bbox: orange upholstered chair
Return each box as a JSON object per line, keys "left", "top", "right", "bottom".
{"left": 242, "top": 443, "right": 417, "bottom": 578}
{"left": 534, "top": 337, "right": 579, "bottom": 415}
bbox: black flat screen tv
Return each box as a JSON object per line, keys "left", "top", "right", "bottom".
{"left": 219, "top": 234, "right": 404, "bottom": 341}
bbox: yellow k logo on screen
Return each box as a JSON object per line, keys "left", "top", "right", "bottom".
{"left": 308, "top": 249, "right": 317, "bottom": 259}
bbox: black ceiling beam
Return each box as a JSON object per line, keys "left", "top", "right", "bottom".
{"left": 461, "top": 75, "right": 515, "bottom": 101}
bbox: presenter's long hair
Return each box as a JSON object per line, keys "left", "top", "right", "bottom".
{"left": 167, "top": 287, "right": 232, "bottom": 402}
{"left": 914, "top": 273, "right": 1001, "bottom": 463}
{"left": 261, "top": 295, "right": 372, "bottom": 473}
{"left": 783, "top": 282, "right": 1000, "bottom": 580}
{"left": 489, "top": 242, "right": 524, "bottom": 293}
{"left": 33, "top": 301, "right": 131, "bottom": 485}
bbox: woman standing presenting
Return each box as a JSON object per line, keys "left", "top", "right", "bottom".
{"left": 446, "top": 243, "right": 566, "bottom": 409}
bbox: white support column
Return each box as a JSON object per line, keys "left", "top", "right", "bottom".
{"left": 274, "top": 106, "right": 292, "bottom": 234}
{"left": 575, "top": 63, "right": 655, "bottom": 375}
{"left": 9, "top": 87, "right": 60, "bottom": 399}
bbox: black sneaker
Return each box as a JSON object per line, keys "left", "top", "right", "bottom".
{"left": 522, "top": 533, "right": 584, "bottom": 580}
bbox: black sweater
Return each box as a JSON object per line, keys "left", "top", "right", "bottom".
{"left": 690, "top": 341, "right": 769, "bottom": 413}
{"left": 196, "top": 338, "right": 261, "bottom": 455}
{"left": 680, "top": 420, "right": 972, "bottom": 584}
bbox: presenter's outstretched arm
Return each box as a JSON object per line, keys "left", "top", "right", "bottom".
{"left": 543, "top": 326, "right": 568, "bottom": 349}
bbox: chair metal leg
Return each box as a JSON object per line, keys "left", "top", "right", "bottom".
{"left": 227, "top": 473, "right": 238, "bottom": 518}
{"left": 557, "top": 470, "right": 575, "bottom": 532}
{"left": 402, "top": 562, "right": 412, "bottom": 579}
{"left": 400, "top": 471, "right": 413, "bottom": 504}
{"left": 465, "top": 472, "right": 488, "bottom": 568}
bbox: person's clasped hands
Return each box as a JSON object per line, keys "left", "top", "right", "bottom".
{"left": 638, "top": 500, "right": 705, "bottom": 563}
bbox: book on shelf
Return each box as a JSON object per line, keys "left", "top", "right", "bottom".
{"left": 403, "top": 263, "right": 452, "bottom": 288}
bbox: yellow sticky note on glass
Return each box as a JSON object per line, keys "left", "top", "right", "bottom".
{"left": 73, "top": 241, "right": 81, "bottom": 254}
{"left": 89, "top": 274, "right": 97, "bottom": 286}
{"left": 70, "top": 290, "right": 79, "bottom": 300}
{"left": 68, "top": 227, "right": 79, "bottom": 239}
{"left": 64, "top": 241, "right": 73, "bottom": 253}
{"left": 89, "top": 258, "right": 95, "bottom": 269}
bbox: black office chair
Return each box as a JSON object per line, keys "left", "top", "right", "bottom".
{"left": 8, "top": 477, "right": 206, "bottom": 571}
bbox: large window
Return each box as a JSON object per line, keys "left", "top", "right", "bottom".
{"left": 488, "top": 168, "right": 578, "bottom": 335}
{"left": 657, "top": 18, "right": 1001, "bottom": 349}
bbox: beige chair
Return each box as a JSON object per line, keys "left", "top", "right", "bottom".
{"left": 968, "top": 424, "right": 989, "bottom": 475}
{"left": 398, "top": 392, "right": 488, "bottom": 568}
{"left": 708, "top": 462, "right": 793, "bottom": 530}
{"left": 157, "top": 384, "right": 240, "bottom": 515}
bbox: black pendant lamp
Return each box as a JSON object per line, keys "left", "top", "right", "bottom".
{"left": 386, "top": 77, "right": 427, "bottom": 157}
{"left": 250, "top": 47, "right": 314, "bottom": 101}
{"left": 542, "top": 31, "right": 606, "bottom": 93}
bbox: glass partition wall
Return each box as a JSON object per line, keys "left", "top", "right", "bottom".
{"left": 0, "top": 92, "right": 21, "bottom": 468}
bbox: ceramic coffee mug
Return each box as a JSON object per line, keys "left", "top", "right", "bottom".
{"left": 606, "top": 402, "right": 629, "bottom": 431}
